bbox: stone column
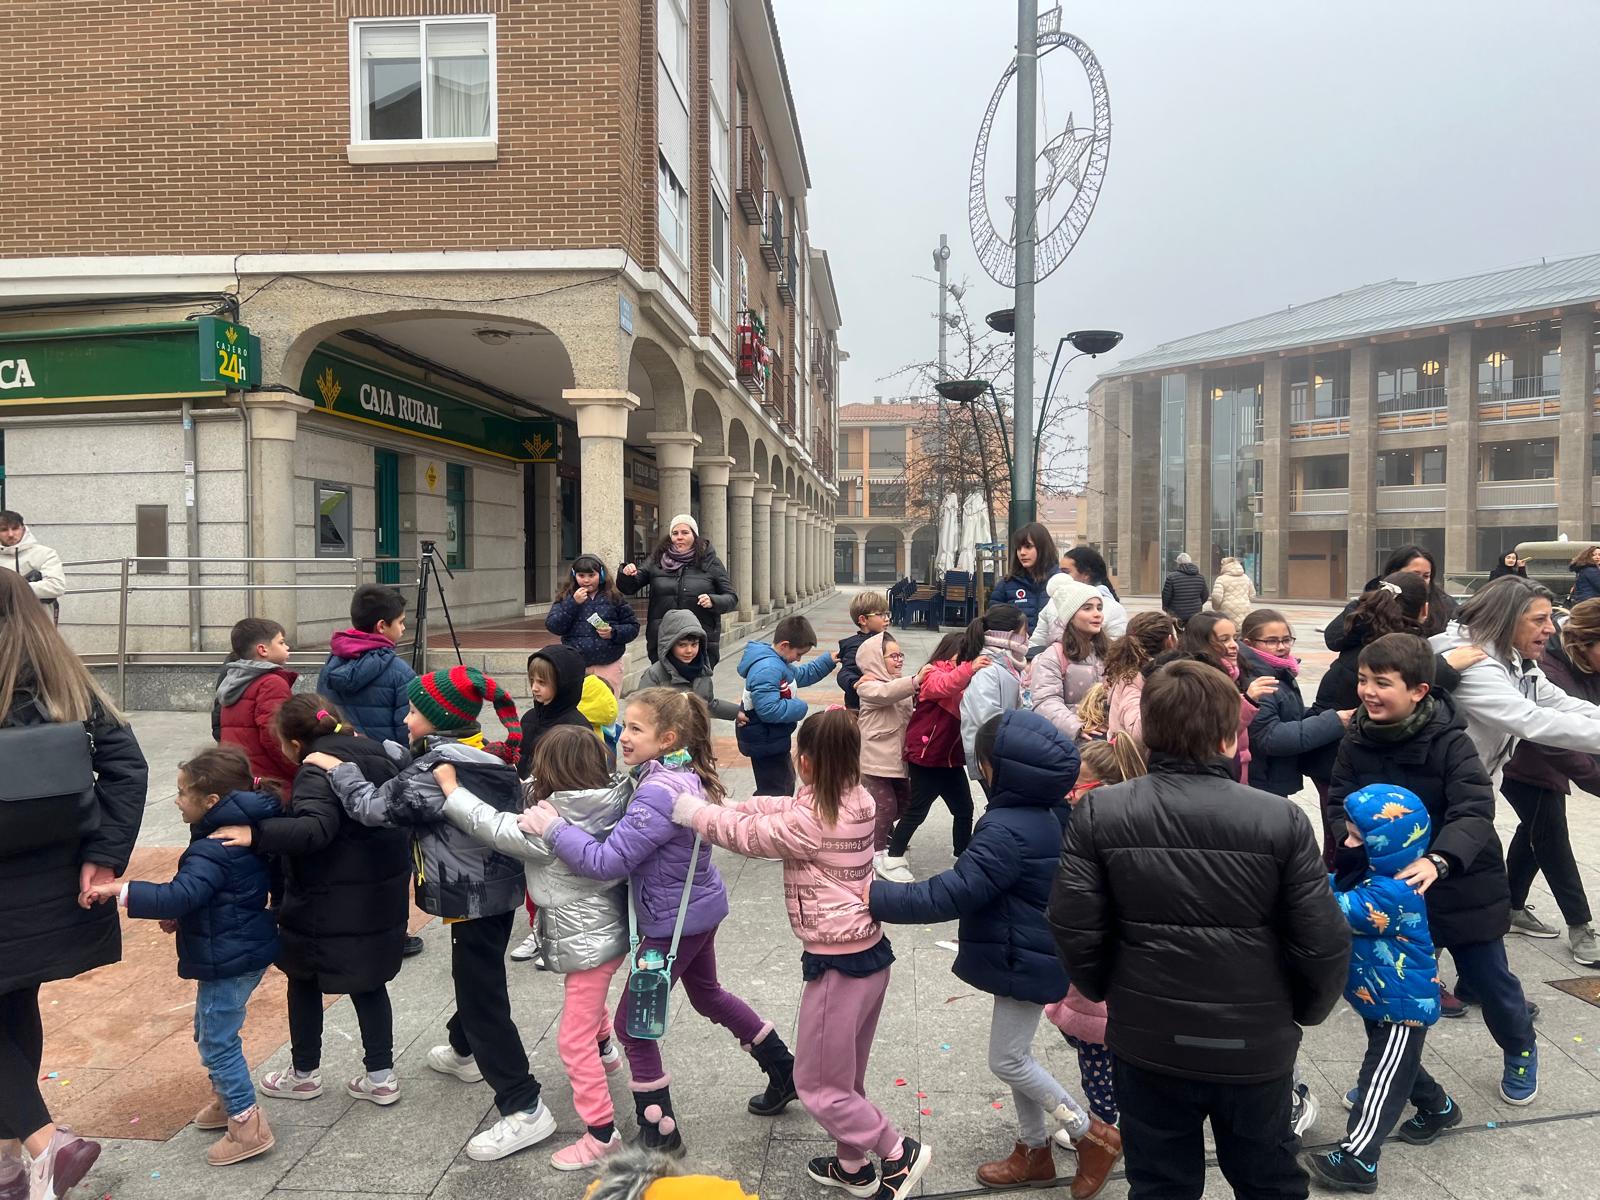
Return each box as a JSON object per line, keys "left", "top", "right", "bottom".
{"left": 244, "top": 391, "right": 313, "bottom": 634}
{"left": 1444, "top": 330, "right": 1477, "bottom": 577}
{"left": 855, "top": 536, "right": 866, "bottom": 584}
{"left": 729, "top": 471, "right": 757, "bottom": 621}
{"left": 1183, "top": 373, "right": 1211, "bottom": 568}
{"left": 786, "top": 503, "right": 800, "bottom": 604}
{"left": 648, "top": 431, "right": 701, "bottom": 528}
{"left": 565, "top": 389, "right": 640, "bottom": 571}
{"left": 695, "top": 454, "right": 733, "bottom": 565}
{"left": 1347, "top": 345, "right": 1379, "bottom": 595}
{"left": 901, "top": 533, "right": 914, "bottom": 580}
{"left": 801, "top": 509, "right": 816, "bottom": 595}
{"left": 1558, "top": 317, "right": 1596, "bottom": 537}
{"left": 753, "top": 484, "right": 775, "bottom": 613}
{"left": 1259, "top": 359, "right": 1291, "bottom": 599}
{"left": 770, "top": 495, "right": 789, "bottom": 609}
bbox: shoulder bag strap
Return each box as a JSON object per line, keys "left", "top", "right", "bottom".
{"left": 663, "top": 833, "right": 703, "bottom": 972}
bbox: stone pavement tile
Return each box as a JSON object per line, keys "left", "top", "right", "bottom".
{"left": 1390, "top": 1113, "right": 1599, "bottom": 1199}
{"left": 78, "top": 1121, "right": 324, "bottom": 1200}
{"left": 428, "top": 1152, "right": 588, "bottom": 1200}
{"left": 274, "top": 1072, "right": 493, "bottom": 1194}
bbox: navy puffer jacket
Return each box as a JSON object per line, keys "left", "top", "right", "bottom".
{"left": 1238, "top": 645, "right": 1345, "bottom": 798}
{"left": 126, "top": 789, "right": 281, "bottom": 981}
{"left": 870, "top": 709, "right": 1078, "bottom": 1004}
{"left": 544, "top": 581, "right": 640, "bottom": 667}
{"left": 318, "top": 630, "right": 415, "bottom": 746}
{"left": 996, "top": 567, "right": 1057, "bottom": 634}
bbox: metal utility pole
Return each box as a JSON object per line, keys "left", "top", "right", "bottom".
{"left": 1011, "top": 0, "right": 1039, "bottom": 531}
{"left": 935, "top": 234, "right": 951, "bottom": 381}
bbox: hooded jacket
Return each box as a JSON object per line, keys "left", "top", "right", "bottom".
{"left": 1050, "top": 754, "right": 1350, "bottom": 1084}
{"left": 1429, "top": 622, "right": 1600, "bottom": 785}
{"left": 125, "top": 789, "right": 282, "bottom": 981}
{"left": 636, "top": 609, "right": 740, "bottom": 720}
{"left": 871, "top": 710, "right": 1077, "bottom": 1004}
{"left": 547, "top": 760, "right": 730, "bottom": 939}
{"left": 735, "top": 639, "right": 836, "bottom": 759}
{"left": 327, "top": 737, "right": 526, "bottom": 920}
{"left": 251, "top": 732, "right": 411, "bottom": 994}
{"left": 855, "top": 633, "right": 917, "bottom": 779}
{"left": 1503, "top": 637, "right": 1600, "bottom": 795}
{"left": 1335, "top": 784, "right": 1440, "bottom": 1028}
{"left": 444, "top": 774, "right": 634, "bottom": 974}
{"left": 835, "top": 630, "right": 868, "bottom": 709}
{"left": 997, "top": 565, "right": 1058, "bottom": 633}
{"left": 518, "top": 645, "right": 592, "bottom": 778}
{"left": 1030, "top": 645, "right": 1103, "bottom": 741}
{"left": 1328, "top": 693, "right": 1508, "bottom": 947}
{"left": 1237, "top": 644, "right": 1346, "bottom": 798}
{"left": 1161, "top": 562, "right": 1209, "bottom": 621}
{"left": 682, "top": 781, "right": 882, "bottom": 956}
{"left": 617, "top": 548, "right": 738, "bottom": 663}
{"left": 215, "top": 660, "right": 299, "bottom": 786}
{"left": 544, "top": 571, "right": 640, "bottom": 667}
{"left": 318, "top": 629, "right": 415, "bottom": 746}
{"left": 1210, "top": 557, "right": 1255, "bottom": 623}
{"left": 3, "top": 528, "right": 66, "bottom": 601}
{"left": 959, "top": 635, "right": 1025, "bottom": 779}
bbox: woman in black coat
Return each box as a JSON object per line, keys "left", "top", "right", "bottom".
{"left": 618, "top": 513, "right": 738, "bottom": 663}
{"left": 231, "top": 697, "right": 411, "bottom": 1099}
{"left": 1324, "top": 544, "right": 1456, "bottom": 643}
{"left": 0, "top": 569, "right": 147, "bottom": 1189}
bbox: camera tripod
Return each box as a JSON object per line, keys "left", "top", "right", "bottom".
{"left": 411, "top": 539, "right": 464, "bottom": 673}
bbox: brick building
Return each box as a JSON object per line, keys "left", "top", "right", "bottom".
{"left": 1087, "top": 253, "right": 1600, "bottom": 600}
{"left": 1, "top": 0, "right": 842, "bottom": 663}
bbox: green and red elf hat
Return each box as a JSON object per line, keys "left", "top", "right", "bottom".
{"left": 407, "top": 665, "right": 523, "bottom": 765}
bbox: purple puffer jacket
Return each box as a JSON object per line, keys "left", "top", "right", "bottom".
{"left": 546, "top": 760, "right": 729, "bottom": 938}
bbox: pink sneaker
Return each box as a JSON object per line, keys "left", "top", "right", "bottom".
{"left": 346, "top": 1073, "right": 400, "bottom": 1106}
{"left": 550, "top": 1132, "right": 622, "bottom": 1172}
{"left": 25, "top": 1128, "right": 100, "bottom": 1200}
{"left": 260, "top": 1068, "right": 323, "bottom": 1100}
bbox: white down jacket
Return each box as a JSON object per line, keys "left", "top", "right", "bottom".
{"left": 442, "top": 774, "right": 633, "bottom": 973}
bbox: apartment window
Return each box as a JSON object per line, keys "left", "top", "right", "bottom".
{"left": 1420, "top": 448, "right": 1445, "bottom": 484}
{"left": 352, "top": 18, "right": 494, "bottom": 142}
{"left": 869, "top": 481, "right": 905, "bottom": 516}
{"left": 656, "top": 0, "right": 690, "bottom": 287}
{"left": 708, "top": 0, "right": 732, "bottom": 187}
{"left": 1375, "top": 448, "right": 1446, "bottom": 488}
{"left": 445, "top": 463, "right": 468, "bottom": 569}
{"left": 710, "top": 190, "right": 730, "bottom": 325}
{"left": 658, "top": 0, "right": 688, "bottom": 89}
{"left": 657, "top": 153, "right": 689, "bottom": 272}
{"left": 1481, "top": 439, "right": 1556, "bottom": 481}
{"left": 1298, "top": 455, "right": 1349, "bottom": 490}
{"left": 869, "top": 427, "right": 906, "bottom": 471}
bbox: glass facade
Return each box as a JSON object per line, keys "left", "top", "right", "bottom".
{"left": 1207, "top": 368, "right": 1262, "bottom": 583}
{"left": 1477, "top": 526, "right": 1555, "bottom": 572}
{"left": 1158, "top": 374, "right": 1186, "bottom": 573}
{"left": 1375, "top": 528, "right": 1445, "bottom": 577}
{"left": 1376, "top": 448, "right": 1446, "bottom": 487}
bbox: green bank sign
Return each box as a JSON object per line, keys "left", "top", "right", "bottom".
{"left": 0, "top": 321, "right": 258, "bottom": 403}
{"left": 300, "top": 347, "right": 559, "bottom": 463}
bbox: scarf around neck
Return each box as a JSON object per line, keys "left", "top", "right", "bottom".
{"left": 1249, "top": 646, "right": 1299, "bottom": 676}
{"left": 1356, "top": 694, "right": 1435, "bottom": 744}
{"left": 659, "top": 544, "right": 697, "bottom": 573}
{"left": 983, "top": 628, "right": 1028, "bottom": 677}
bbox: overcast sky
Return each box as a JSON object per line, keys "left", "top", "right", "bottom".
{"left": 775, "top": 0, "right": 1600, "bottom": 439}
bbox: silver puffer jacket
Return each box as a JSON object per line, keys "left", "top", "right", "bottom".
{"left": 441, "top": 774, "right": 633, "bottom": 973}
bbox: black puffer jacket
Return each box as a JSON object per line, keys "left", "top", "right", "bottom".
{"left": 0, "top": 693, "right": 148, "bottom": 994}
{"left": 1050, "top": 755, "right": 1349, "bottom": 1084}
{"left": 1237, "top": 645, "right": 1345, "bottom": 798}
{"left": 1328, "top": 692, "right": 1507, "bottom": 947}
{"left": 1160, "top": 563, "right": 1208, "bottom": 622}
{"left": 1325, "top": 583, "right": 1457, "bottom": 643}
{"left": 617, "top": 548, "right": 738, "bottom": 663}
{"left": 517, "top": 645, "right": 591, "bottom": 779}
{"left": 253, "top": 733, "right": 412, "bottom": 994}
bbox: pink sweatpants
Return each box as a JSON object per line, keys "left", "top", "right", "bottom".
{"left": 560, "top": 956, "right": 626, "bottom": 1126}
{"left": 793, "top": 966, "right": 903, "bottom": 1165}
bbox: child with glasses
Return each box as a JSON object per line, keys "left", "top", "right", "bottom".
{"left": 1237, "top": 609, "right": 1354, "bottom": 800}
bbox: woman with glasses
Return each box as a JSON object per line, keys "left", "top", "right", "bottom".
{"left": 1237, "top": 609, "right": 1352, "bottom": 801}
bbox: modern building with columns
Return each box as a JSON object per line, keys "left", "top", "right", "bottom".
{"left": 1, "top": 0, "right": 844, "bottom": 660}
{"left": 1087, "top": 253, "right": 1600, "bottom": 601}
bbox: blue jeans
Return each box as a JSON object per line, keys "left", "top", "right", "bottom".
{"left": 194, "top": 970, "right": 266, "bottom": 1117}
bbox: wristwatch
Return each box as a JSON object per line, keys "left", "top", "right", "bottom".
{"left": 1425, "top": 852, "right": 1450, "bottom": 879}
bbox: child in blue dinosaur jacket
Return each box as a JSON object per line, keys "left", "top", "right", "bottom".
{"left": 736, "top": 614, "right": 835, "bottom": 796}
{"left": 1303, "top": 781, "right": 1461, "bottom": 1193}
{"left": 85, "top": 745, "right": 281, "bottom": 1167}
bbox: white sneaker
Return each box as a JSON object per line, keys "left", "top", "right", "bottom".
{"left": 877, "top": 855, "right": 915, "bottom": 884}
{"left": 346, "top": 1072, "right": 401, "bottom": 1106}
{"left": 427, "top": 1045, "right": 484, "bottom": 1083}
{"left": 1290, "top": 1083, "right": 1318, "bottom": 1137}
{"left": 466, "top": 1102, "right": 558, "bottom": 1161}
{"left": 259, "top": 1068, "right": 323, "bottom": 1100}
{"left": 509, "top": 930, "right": 543, "bottom": 962}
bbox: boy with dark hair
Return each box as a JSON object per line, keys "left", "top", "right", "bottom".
{"left": 837, "top": 591, "right": 890, "bottom": 709}
{"left": 215, "top": 617, "right": 298, "bottom": 790}
{"left": 736, "top": 615, "right": 836, "bottom": 795}
{"left": 1328, "top": 632, "right": 1538, "bottom": 1113}
{"left": 319, "top": 583, "right": 416, "bottom": 746}
{"left": 1050, "top": 659, "right": 1349, "bottom": 1199}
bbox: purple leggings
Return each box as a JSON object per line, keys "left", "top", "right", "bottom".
{"left": 617, "top": 925, "right": 767, "bottom": 1084}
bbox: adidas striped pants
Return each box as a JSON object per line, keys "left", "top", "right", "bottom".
{"left": 1344, "top": 1020, "right": 1447, "bottom": 1164}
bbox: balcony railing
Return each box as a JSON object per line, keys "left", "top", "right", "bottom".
{"left": 1290, "top": 396, "right": 1350, "bottom": 423}
{"left": 760, "top": 194, "right": 784, "bottom": 270}
{"left": 1290, "top": 487, "right": 1349, "bottom": 515}
{"left": 1476, "top": 480, "right": 1557, "bottom": 508}
{"left": 736, "top": 126, "right": 765, "bottom": 222}
{"left": 1478, "top": 374, "right": 1560, "bottom": 403}
{"left": 1377, "top": 385, "right": 1449, "bottom": 431}
{"left": 837, "top": 452, "right": 864, "bottom": 472}
{"left": 1375, "top": 484, "right": 1446, "bottom": 512}
{"left": 1290, "top": 416, "right": 1350, "bottom": 440}
{"left": 777, "top": 244, "right": 798, "bottom": 306}
{"left": 1479, "top": 394, "right": 1560, "bottom": 423}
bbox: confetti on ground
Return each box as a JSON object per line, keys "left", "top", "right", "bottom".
{"left": 992, "top": 1101, "right": 1004, "bottom": 1109}
{"left": 1577, "top": 1036, "right": 1586, "bottom": 1043}
{"left": 939, "top": 1043, "right": 951, "bottom": 1051}
{"left": 150, "top": 1171, "right": 161, "bottom": 1179}
{"left": 920, "top": 1108, "right": 932, "bottom": 1116}
{"left": 1486, "top": 1121, "right": 1498, "bottom": 1129}
{"left": 45, "top": 1072, "right": 58, "bottom": 1080}
{"left": 916, "top": 1091, "right": 927, "bottom": 1099}
{"left": 129, "top": 1116, "right": 140, "bottom": 1125}
{"left": 894, "top": 1078, "right": 907, "bottom": 1087}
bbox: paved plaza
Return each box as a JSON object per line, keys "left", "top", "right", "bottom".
{"left": 36, "top": 589, "right": 1600, "bottom": 1198}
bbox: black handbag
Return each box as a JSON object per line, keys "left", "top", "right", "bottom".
{"left": 0, "top": 720, "right": 99, "bottom": 858}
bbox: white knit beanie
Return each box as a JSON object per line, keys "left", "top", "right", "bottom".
{"left": 668, "top": 513, "right": 699, "bottom": 537}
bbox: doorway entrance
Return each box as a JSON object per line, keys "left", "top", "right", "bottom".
{"left": 374, "top": 449, "right": 400, "bottom": 585}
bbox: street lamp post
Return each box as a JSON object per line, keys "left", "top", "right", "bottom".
{"left": 1012, "top": 0, "right": 1040, "bottom": 533}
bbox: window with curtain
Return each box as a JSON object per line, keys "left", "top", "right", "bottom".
{"left": 356, "top": 18, "right": 493, "bottom": 142}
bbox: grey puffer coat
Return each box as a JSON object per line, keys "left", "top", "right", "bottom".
{"left": 443, "top": 775, "right": 633, "bottom": 973}
{"left": 328, "top": 736, "right": 526, "bottom": 920}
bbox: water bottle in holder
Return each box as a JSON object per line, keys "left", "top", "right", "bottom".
{"left": 622, "top": 834, "right": 701, "bottom": 1042}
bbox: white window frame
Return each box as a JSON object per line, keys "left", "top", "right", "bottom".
{"left": 658, "top": 152, "right": 690, "bottom": 288}
{"left": 710, "top": 185, "right": 731, "bottom": 331}
{"left": 348, "top": 15, "right": 498, "bottom": 147}
{"left": 658, "top": 0, "right": 690, "bottom": 103}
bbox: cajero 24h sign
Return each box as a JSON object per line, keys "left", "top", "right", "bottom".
{"left": 196, "top": 317, "right": 262, "bottom": 388}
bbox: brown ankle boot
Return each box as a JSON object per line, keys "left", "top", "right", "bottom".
{"left": 193, "top": 1091, "right": 228, "bottom": 1131}
{"left": 1069, "top": 1118, "right": 1122, "bottom": 1199}
{"left": 207, "top": 1107, "right": 275, "bottom": 1166}
{"left": 975, "top": 1140, "right": 1056, "bottom": 1189}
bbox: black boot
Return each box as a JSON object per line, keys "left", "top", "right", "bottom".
{"left": 632, "top": 1086, "right": 685, "bottom": 1157}
{"left": 747, "top": 1030, "right": 797, "bottom": 1116}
